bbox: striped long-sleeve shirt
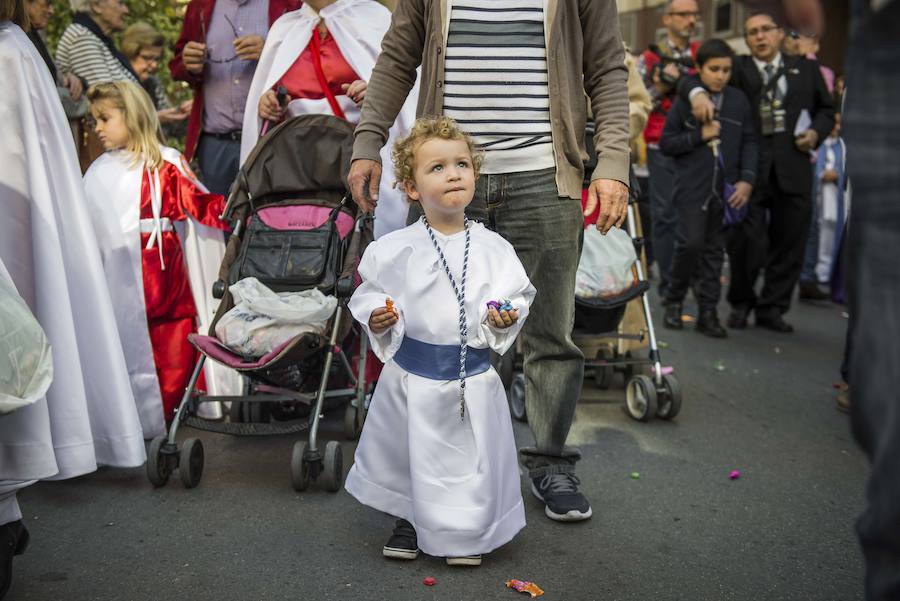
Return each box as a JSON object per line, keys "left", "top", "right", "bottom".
{"left": 56, "top": 23, "right": 137, "bottom": 87}
{"left": 441, "top": 0, "right": 554, "bottom": 175}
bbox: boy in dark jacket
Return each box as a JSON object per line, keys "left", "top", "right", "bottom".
{"left": 659, "top": 39, "right": 758, "bottom": 337}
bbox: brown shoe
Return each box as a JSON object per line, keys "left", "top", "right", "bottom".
{"left": 836, "top": 382, "right": 850, "bottom": 414}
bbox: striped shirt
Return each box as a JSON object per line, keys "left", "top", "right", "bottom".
{"left": 55, "top": 23, "right": 137, "bottom": 87}
{"left": 442, "top": 0, "right": 554, "bottom": 174}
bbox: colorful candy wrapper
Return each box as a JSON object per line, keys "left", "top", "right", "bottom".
{"left": 486, "top": 300, "right": 501, "bottom": 311}
{"left": 505, "top": 579, "right": 544, "bottom": 598}
{"left": 385, "top": 298, "right": 394, "bottom": 313}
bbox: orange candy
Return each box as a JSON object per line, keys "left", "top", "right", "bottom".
{"left": 385, "top": 298, "right": 394, "bottom": 313}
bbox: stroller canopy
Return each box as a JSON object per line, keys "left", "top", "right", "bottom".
{"left": 226, "top": 114, "right": 356, "bottom": 219}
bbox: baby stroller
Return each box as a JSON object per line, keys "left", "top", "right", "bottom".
{"left": 504, "top": 125, "right": 681, "bottom": 423}
{"left": 145, "top": 114, "right": 372, "bottom": 492}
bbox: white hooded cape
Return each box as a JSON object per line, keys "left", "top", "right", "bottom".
{"left": 83, "top": 146, "right": 244, "bottom": 433}
{"left": 0, "top": 22, "right": 145, "bottom": 478}
{"left": 240, "top": 0, "right": 419, "bottom": 238}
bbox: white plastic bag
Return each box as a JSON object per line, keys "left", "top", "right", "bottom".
{"left": 575, "top": 226, "right": 638, "bottom": 299}
{"left": 0, "top": 262, "right": 53, "bottom": 415}
{"left": 215, "top": 277, "right": 338, "bottom": 358}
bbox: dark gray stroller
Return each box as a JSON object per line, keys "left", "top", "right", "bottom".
{"left": 146, "top": 114, "right": 373, "bottom": 492}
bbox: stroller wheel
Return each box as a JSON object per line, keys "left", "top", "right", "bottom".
{"left": 291, "top": 441, "right": 311, "bottom": 492}
{"left": 593, "top": 348, "right": 615, "bottom": 390}
{"left": 322, "top": 441, "right": 344, "bottom": 493}
{"left": 625, "top": 375, "right": 658, "bottom": 422}
{"left": 344, "top": 403, "right": 361, "bottom": 441}
{"left": 509, "top": 373, "right": 527, "bottom": 422}
{"left": 147, "top": 435, "right": 171, "bottom": 488}
{"left": 179, "top": 437, "right": 204, "bottom": 489}
{"left": 657, "top": 374, "right": 682, "bottom": 420}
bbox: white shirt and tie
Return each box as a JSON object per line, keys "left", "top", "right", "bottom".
{"left": 752, "top": 52, "right": 788, "bottom": 100}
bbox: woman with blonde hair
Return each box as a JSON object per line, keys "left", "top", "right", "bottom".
{"left": 83, "top": 80, "right": 240, "bottom": 425}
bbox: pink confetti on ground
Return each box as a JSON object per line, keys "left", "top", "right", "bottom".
{"left": 423, "top": 577, "right": 437, "bottom": 586}
{"left": 729, "top": 470, "right": 741, "bottom": 480}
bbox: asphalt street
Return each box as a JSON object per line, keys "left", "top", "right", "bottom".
{"left": 9, "top": 291, "right": 867, "bottom": 601}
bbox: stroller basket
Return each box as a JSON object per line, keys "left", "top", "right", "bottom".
{"left": 574, "top": 281, "right": 650, "bottom": 334}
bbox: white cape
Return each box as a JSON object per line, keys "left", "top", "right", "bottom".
{"left": 84, "top": 146, "right": 243, "bottom": 433}
{"left": 240, "top": 0, "right": 419, "bottom": 238}
{"left": 0, "top": 22, "right": 145, "bottom": 478}
{"left": 344, "top": 221, "right": 536, "bottom": 556}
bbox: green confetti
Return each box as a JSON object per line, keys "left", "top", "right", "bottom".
{"left": 659, "top": 341, "right": 670, "bottom": 349}
{"left": 630, "top": 472, "right": 640, "bottom": 480}
{"left": 713, "top": 360, "right": 726, "bottom": 372}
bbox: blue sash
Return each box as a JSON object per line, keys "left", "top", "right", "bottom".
{"left": 393, "top": 336, "right": 491, "bottom": 381}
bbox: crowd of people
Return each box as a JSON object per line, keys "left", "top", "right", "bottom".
{"left": 0, "top": 0, "right": 897, "bottom": 599}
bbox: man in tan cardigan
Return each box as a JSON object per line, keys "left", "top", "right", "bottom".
{"left": 349, "top": 0, "right": 630, "bottom": 528}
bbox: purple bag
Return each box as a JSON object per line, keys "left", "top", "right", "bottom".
{"left": 719, "top": 156, "right": 748, "bottom": 226}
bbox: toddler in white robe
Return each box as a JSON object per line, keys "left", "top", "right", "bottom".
{"left": 345, "top": 117, "right": 536, "bottom": 565}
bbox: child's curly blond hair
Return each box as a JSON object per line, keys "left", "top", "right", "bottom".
{"left": 392, "top": 116, "right": 483, "bottom": 191}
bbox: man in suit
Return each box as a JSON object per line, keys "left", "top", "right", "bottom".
{"left": 169, "top": 0, "right": 300, "bottom": 195}
{"left": 684, "top": 11, "right": 834, "bottom": 332}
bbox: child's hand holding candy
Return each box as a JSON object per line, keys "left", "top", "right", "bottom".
{"left": 370, "top": 298, "right": 398, "bottom": 333}
{"left": 487, "top": 300, "right": 519, "bottom": 330}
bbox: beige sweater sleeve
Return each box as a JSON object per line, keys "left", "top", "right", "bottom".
{"left": 626, "top": 50, "right": 652, "bottom": 144}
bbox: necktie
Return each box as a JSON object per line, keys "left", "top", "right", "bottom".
{"left": 764, "top": 63, "right": 784, "bottom": 101}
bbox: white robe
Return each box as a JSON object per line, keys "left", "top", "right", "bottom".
{"left": 0, "top": 22, "right": 145, "bottom": 477}
{"left": 83, "top": 147, "right": 243, "bottom": 432}
{"left": 239, "top": 0, "right": 419, "bottom": 238}
{"left": 345, "top": 221, "right": 536, "bottom": 557}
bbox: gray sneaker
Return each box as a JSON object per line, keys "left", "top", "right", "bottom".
{"left": 531, "top": 473, "right": 593, "bottom": 521}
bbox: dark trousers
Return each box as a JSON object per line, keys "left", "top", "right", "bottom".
{"left": 726, "top": 164, "right": 812, "bottom": 317}
{"left": 666, "top": 192, "right": 725, "bottom": 310}
{"left": 844, "top": 1, "right": 900, "bottom": 597}
{"left": 646, "top": 148, "right": 678, "bottom": 295}
{"left": 196, "top": 133, "right": 241, "bottom": 196}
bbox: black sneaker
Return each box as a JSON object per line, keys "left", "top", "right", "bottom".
{"left": 382, "top": 519, "right": 419, "bottom": 560}
{"left": 531, "top": 473, "right": 593, "bottom": 522}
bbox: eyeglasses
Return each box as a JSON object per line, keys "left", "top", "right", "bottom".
{"left": 205, "top": 13, "right": 240, "bottom": 64}
{"left": 745, "top": 24, "right": 781, "bottom": 37}
{"left": 667, "top": 11, "right": 701, "bottom": 18}
{"left": 137, "top": 53, "right": 161, "bottom": 64}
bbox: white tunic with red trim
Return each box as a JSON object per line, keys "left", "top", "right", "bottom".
{"left": 240, "top": 0, "right": 419, "bottom": 238}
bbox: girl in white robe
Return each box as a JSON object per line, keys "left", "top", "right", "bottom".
{"left": 82, "top": 81, "right": 241, "bottom": 432}
{"left": 345, "top": 117, "right": 536, "bottom": 563}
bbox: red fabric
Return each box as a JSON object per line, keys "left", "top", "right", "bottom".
{"left": 275, "top": 28, "right": 360, "bottom": 119}
{"left": 139, "top": 162, "right": 227, "bottom": 420}
{"left": 170, "top": 0, "right": 303, "bottom": 160}
{"left": 641, "top": 41, "right": 699, "bottom": 146}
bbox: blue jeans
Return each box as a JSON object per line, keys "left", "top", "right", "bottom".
{"left": 647, "top": 148, "right": 678, "bottom": 295}
{"left": 196, "top": 134, "right": 241, "bottom": 196}
{"left": 407, "top": 168, "right": 585, "bottom": 477}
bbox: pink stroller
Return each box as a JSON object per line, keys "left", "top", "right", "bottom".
{"left": 146, "top": 114, "right": 373, "bottom": 493}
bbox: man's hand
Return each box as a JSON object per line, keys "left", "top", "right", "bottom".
{"left": 259, "top": 89, "right": 289, "bottom": 122}
{"left": 691, "top": 91, "right": 716, "bottom": 123}
{"left": 63, "top": 73, "right": 83, "bottom": 100}
{"left": 342, "top": 80, "right": 367, "bottom": 106}
{"left": 487, "top": 307, "right": 519, "bottom": 329}
{"left": 183, "top": 41, "right": 206, "bottom": 74}
{"left": 348, "top": 159, "right": 383, "bottom": 213}
{"left": 584, "top": 178, "right": 628, "bottom": 234}
{"left": 728, "top": 181, "right": 753, "bottom": 209}
{"left": 821, "top": 169, "right": 839, "bottom": 184}
{"left": 368, "top": 306, "right": 398, "bottom": 333}
{"left": 795, "top": 129, "right": 819, "bottom": 153}
{"left": 179, "top": 98, "right": 193, "bottom": 114}
{"left": 701, "top": 120, "right": 722, "bottom": 142}
{"left": 158, "top": 107, "right": 187, "bottom": 123}
{"left": 234, "top": 35, "right": 265, "bottom": 61}
{"left": 652, "top": 63, "right": 681, "bottom": 94}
